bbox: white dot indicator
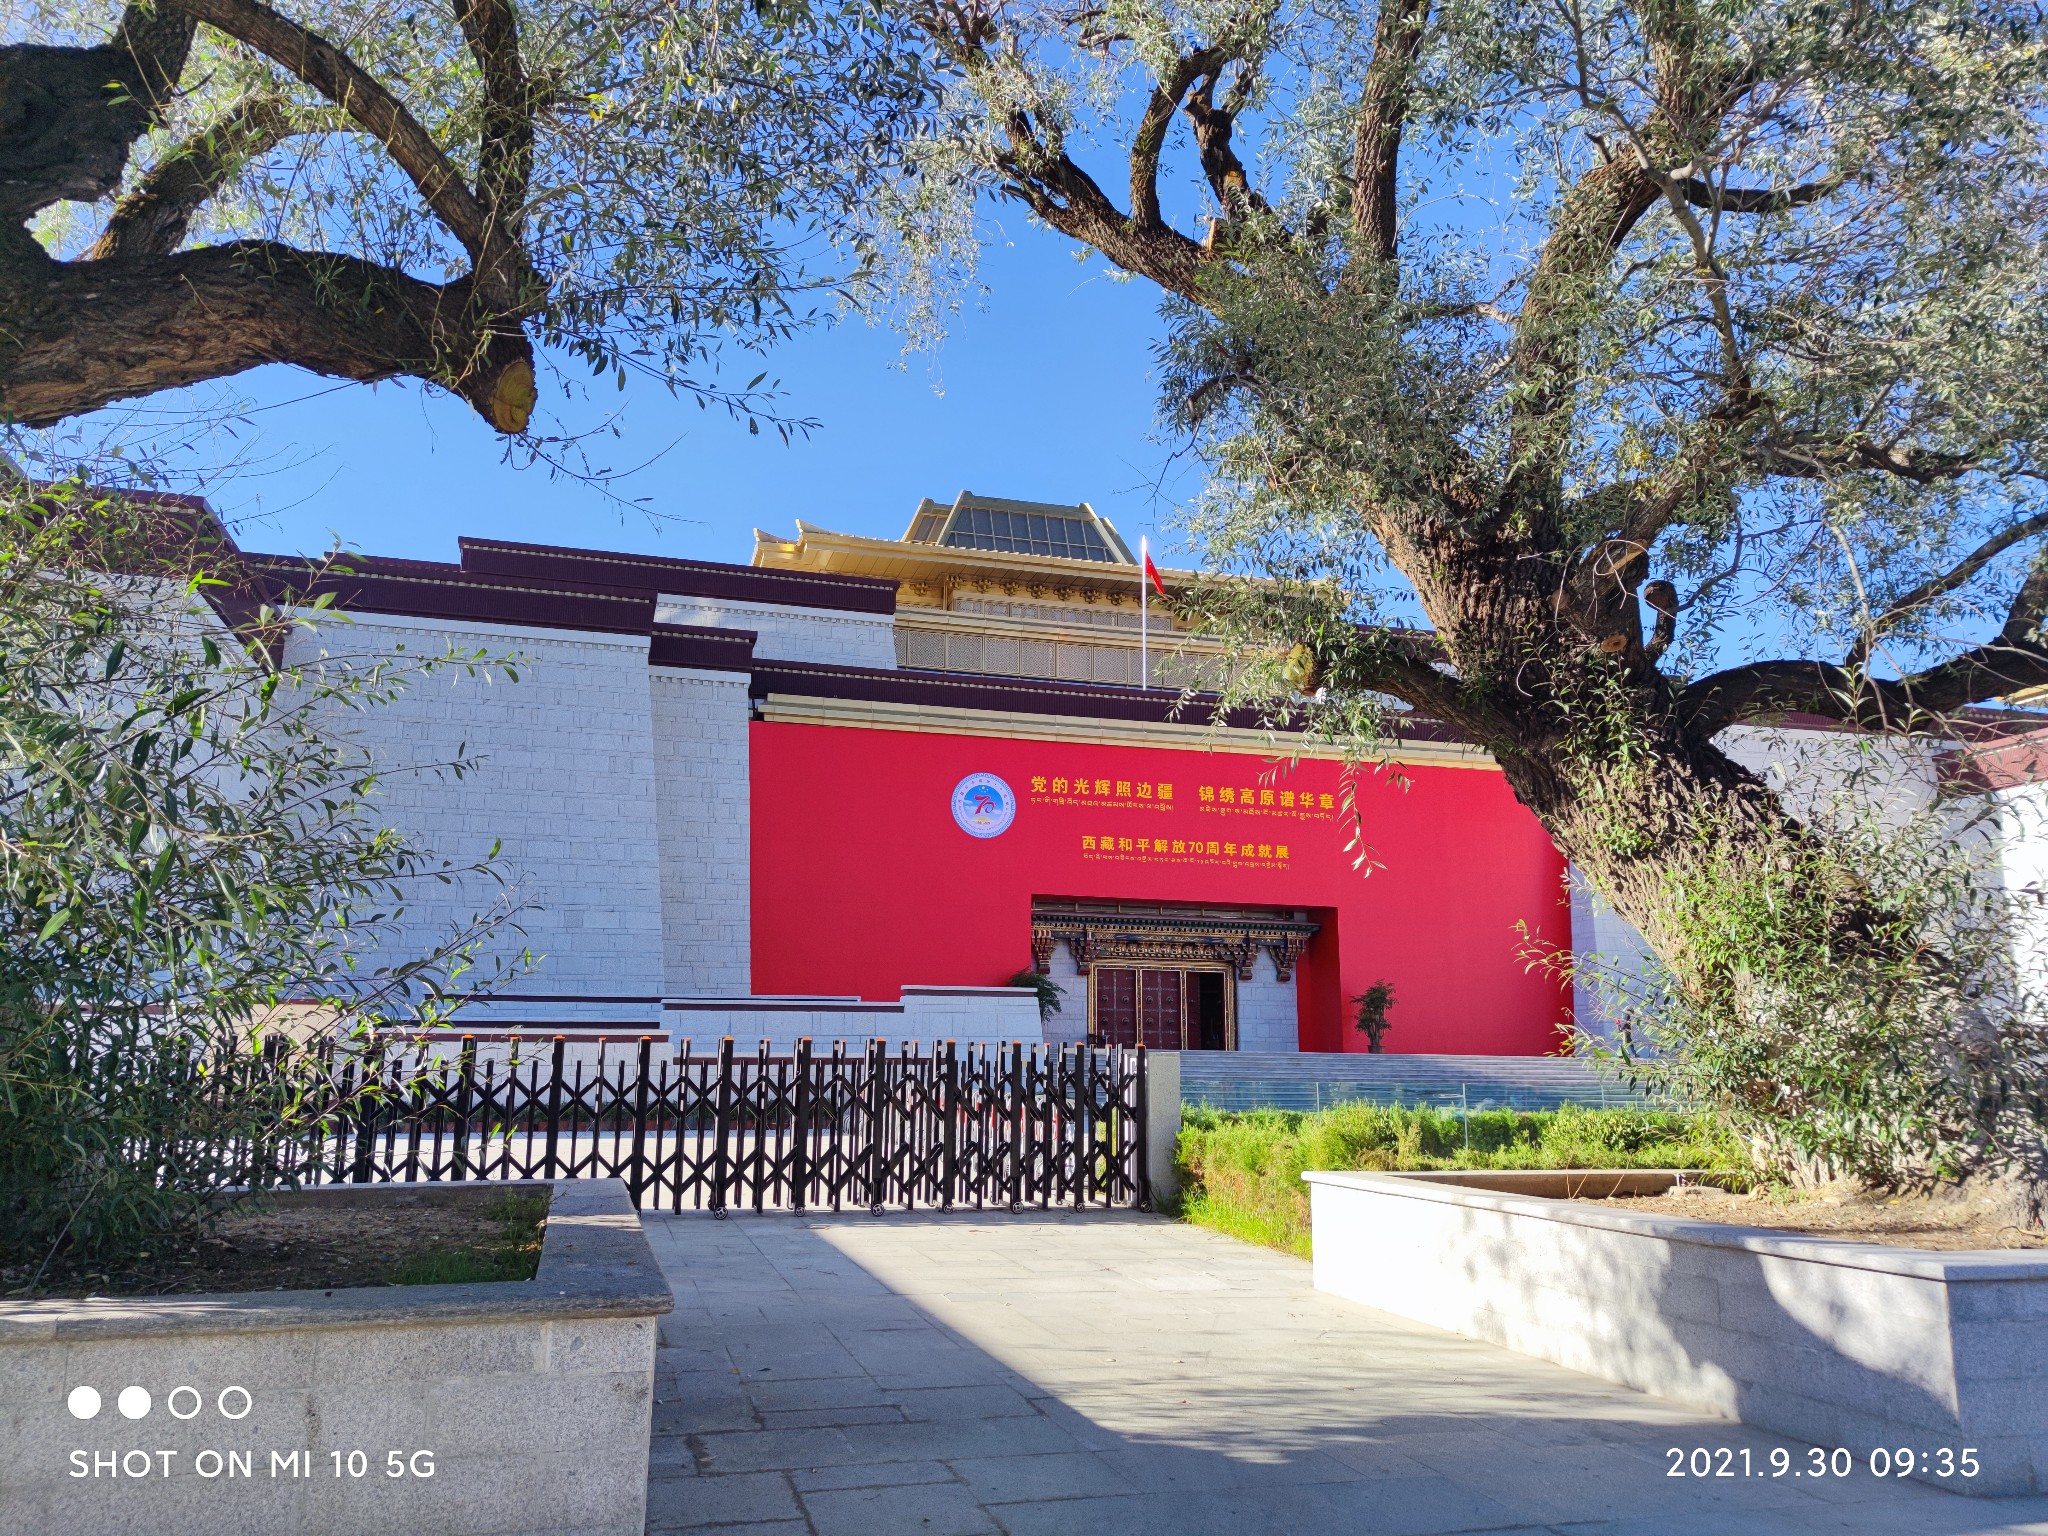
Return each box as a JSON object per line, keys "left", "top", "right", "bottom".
{"left": 66, "top": 1386, "right": 101, "bottom": 1420}
{"left": 116, "top": 1386, "right": 151, "bottom": 1420}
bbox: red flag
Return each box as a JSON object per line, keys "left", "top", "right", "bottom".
{"left": 1142, "top": 550, "right": 1167, "bottom": 598}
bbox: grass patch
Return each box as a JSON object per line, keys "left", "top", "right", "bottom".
{"left": 388, "top": 1191, "right": 548, "bottom": 1286}
{"left": 1177, "top": 1102, "right": 1749, "bottom": 1259}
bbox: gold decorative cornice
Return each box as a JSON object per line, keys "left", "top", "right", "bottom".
{"left": 753, "top": 521, "right": 1194, "bottom": 599}
{"left": 895, "top": 605, "right": 1221, "bottom": 653}
{"left": 1031, "top": 905, "right": 1320, "bottom": 981}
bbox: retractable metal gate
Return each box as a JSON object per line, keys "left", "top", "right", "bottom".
{"left": 287, "top": 1037, "right": 1150, "bottom": 1214}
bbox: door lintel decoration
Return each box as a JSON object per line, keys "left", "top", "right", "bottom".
{"left": 1031, "top": 904, "right": 1319, "bottom": 982}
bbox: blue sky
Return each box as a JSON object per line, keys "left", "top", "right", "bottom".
{"left": 102, "top": 237, "right": 1206, "bottom": 571}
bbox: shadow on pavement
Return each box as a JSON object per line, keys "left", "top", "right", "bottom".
{"left": 638, "top": 1209, "right": 2048, "bottom": 1536}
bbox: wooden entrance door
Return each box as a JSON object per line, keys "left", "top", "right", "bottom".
{"left": 1089, "top": 966, "right": 1233, "bottom": 1050}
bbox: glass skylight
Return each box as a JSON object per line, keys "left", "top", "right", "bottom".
{"left": 942, "top": 506, "right": 1116, "bottom": 562}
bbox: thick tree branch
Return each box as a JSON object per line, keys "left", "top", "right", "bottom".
{"left": 0, "top": 239, "right": 533, "bottom": 431}
{"left": 1561, "top": 410, "right": 1748, "bottom": 639}
{"left": 167, "top": 0, "right": 492, "bottom": 268}
{"left": 1182, "top": 68, "right": 1262, "bottom": 226}
{"left": 1497, "top": 11, "right": 1758, "bottom": 551}
{"left": 1512, "top": 162, "right": 1662, "bottom": 379}
{"left": 0, "top": 5, "right": 196, "bottom": 226}
{"left": 1498, "top": 156, "right": 1663, "bottom": 545}
{"left": 1642, "top": 579, "right": 1678, "bottom": 658}
{"left": 85, "top": 97, "right": 291, "bottom": 261}
{"left": 1679, "top": 647, "right": 2048, "bottom": 735}
{"left": 1129, "top": 87, "right": 1176, "bottom": 231}
{"left": 1683, "top": 559, "right": 2048, "bottom": 733}
{"left": 1849, "top": 510, "right": 2048, "bottom": 667}
{"left": 1320, "top": 625, "right": 1470, "bottom": 721}
{"left": 112, "top": 4, "right": 198, "bottom": 107}
{"left": 915, "top": 4, "right": 1214, "bottom": 301}
{"left": 1679, "top": 174, "right": 1841, "bottom": 213}
{"left": 988, "top": 108, "right": 1210, "bottom": 301}
{"left": 999, "top": 125, "right": 1194, "bottom": 285}
{"left": 1350, "top": 0, "right": 1429, "bottom": 262}
{"left": 452, "top": 0, "right": 532, "bottom": 294}
{"left": 1130, "top": 51, "right": 1221, "bottom": 232}
{"left": 1748, "top": 432, "right": 1982, "bottom": 485}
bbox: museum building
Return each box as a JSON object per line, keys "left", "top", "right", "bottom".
{"left": 237, "top": 492, "right": 1582, "bottom": 1056}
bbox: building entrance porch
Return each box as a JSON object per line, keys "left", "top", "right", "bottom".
{"left": 1030, "top": 899, "right": 1320, "bottom": 1053}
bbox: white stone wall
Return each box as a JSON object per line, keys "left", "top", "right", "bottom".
{"left": 1042, "top": 941, "right": 1088, "bottom": 1046}
{"left": 661, "top": 987, "right": 1040, "bottom": 1051}
{"left": 649, "top": 668, "right": 752, "bottom": 994}
{"left": 1235, "top": 951, "right": 1300, "bottom": 1052}
{"left": 1566, "top": 725, "right": 1947, "bottom": 1038}
{"left": 1717, "top": 723, "right": 1942, "bottom": 828}
{"left": 901, "top": 986, "right": 1045, "bottom": 1044}
{"left": 286, "top": 613, "right": 667, "bottom": 998}
{"left": 1307, "top": 1170, "right": 2048, "bottom": 1496}
{"left": 1968, "top": 781, "right": 2048, "bottom": 1003}
{"left": 0, "top": 1181, "right": 665, "bottom": 1535}
{"left": 655, "top": 594, "right": 896, "bottom": 669}
{"left": 1568, "top": 867, "right": 1659, "bottom": 1044}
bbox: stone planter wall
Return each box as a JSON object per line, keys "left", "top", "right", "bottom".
{"left": 0, "top": 1178, "right": 672, "bottom": 1536}
{"left": 1305, "top": 1169, "right": 2048, "bottom": 1496}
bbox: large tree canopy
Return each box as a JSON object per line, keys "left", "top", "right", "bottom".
{"left": 897, "top": 0, "right": 2048, "bottom": 1182}
{"left": 0, "top": 1, "right": 930, "bottom": 434}
{"left": 901, "top": 0, "right": 2048, "bottom": 722}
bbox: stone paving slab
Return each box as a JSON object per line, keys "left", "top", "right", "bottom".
{"left": 642, "top": 1210, "right": 2048, "bottom": 1535}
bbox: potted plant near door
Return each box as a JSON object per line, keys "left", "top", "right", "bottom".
{"left": 1352, "top": 981, "right": 1397, "bottom": 1053}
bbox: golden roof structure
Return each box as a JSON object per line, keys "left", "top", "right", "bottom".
{"left": 753, "top": 492, "right": 1215, "bottom": 688}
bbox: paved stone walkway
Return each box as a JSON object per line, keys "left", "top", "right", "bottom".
{"left": 641, "top": 1211, "right": 2048, "bottom": 1535}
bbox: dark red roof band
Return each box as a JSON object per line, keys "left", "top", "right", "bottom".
{"left": 648, "top": 623, "right": 757, "bottom": 672}
{"left": 457, "top": 536, "right": 897, "bottom": 614}
{"left": 248, "top": 553, "right": 658, "bottom": 636}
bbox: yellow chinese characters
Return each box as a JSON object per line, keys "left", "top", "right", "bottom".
{"left": 1030, "top": 771, "right": 1176, "bottom": 807}
{"left": 1195, "top": 783, "right": 1335, "bottom": 814}
{"left": 1083, "top": 834, "right": 1292, "bottom": 862}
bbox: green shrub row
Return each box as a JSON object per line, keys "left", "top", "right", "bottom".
{"left": 1175, "top": 1101, "right": 1749, "bottom": 1258}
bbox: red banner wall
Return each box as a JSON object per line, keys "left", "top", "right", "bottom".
{"left": 749, "top": 722, "right": 1571, "bottom": 1055}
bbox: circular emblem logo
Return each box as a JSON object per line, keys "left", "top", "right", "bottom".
{"left": 950, "top": 773, "right": 1017, "bottom": 838}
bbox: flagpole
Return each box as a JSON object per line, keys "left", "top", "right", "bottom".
{"left": 1139, "top": 535, "right": 1149, "bottom": 689}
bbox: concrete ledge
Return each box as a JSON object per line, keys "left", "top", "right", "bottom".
{"left": 1305, "top": 1169, "right": 2048, "bottom": 1496}
{"left": 0, "top": 1178, "right": 671, "bottom": 1535}
{"left": 1394, "top": 1168, "right": 1743, "bottom": 1199}
{"left": 0, "top": 1179, "right": 673, "bottom": 1344}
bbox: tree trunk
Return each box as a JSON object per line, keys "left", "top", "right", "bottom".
{"left": 1389, "top": 530, "right": 1834, "bottom": 1028}
{"left": 1459, "top": 670, "right": 2043, "bottom": 1200}
{"left": 1492, "top": 718, "right": 1795, "bottom": 989}
{"left": 1358, "top": 543, "right": 2022, "bottom": 1186}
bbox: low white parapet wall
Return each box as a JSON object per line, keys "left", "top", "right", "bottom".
{"left": 373, "top": 987, "right": 1048, "bottom": 1073}
{"left": 1305, "top": 1170, "right": 2048, "bottom": 1496}
{"left": 0, "top": 1179, "right": 671, "bottom": 1535}
{"left": 662, "top": 985, "right": 1044, "bottom": 1053}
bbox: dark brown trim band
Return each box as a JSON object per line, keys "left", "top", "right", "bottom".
{"left": 459, "top": 536, "right": 898, "bottom": 615}
{"left": 649, "top": 623, "right": 757, "bottom": 672}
